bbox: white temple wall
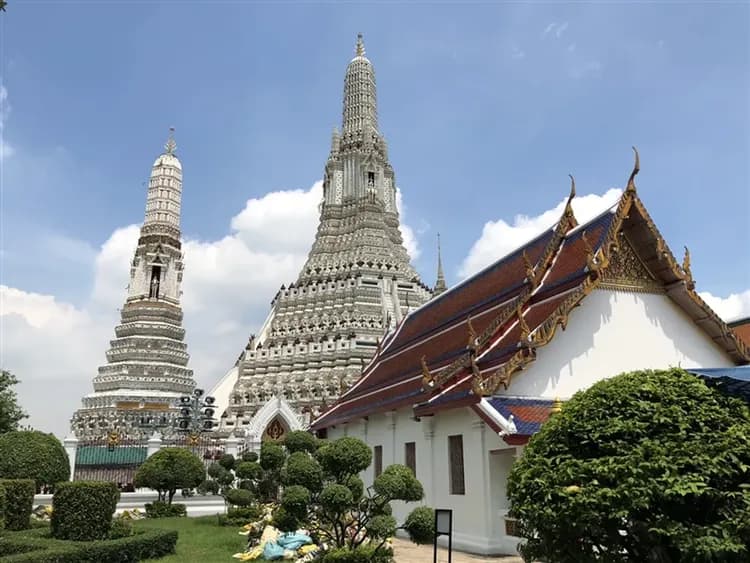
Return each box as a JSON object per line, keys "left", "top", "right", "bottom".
{"left": 329, "top": 407, "right": 519, "bottom": 555}
{"left": 506, "top": 288, "right": 734, "bottom": 398}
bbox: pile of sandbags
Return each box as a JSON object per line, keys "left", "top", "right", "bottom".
{"left": 233, "top": 524, "right": 320, "bottom": 561}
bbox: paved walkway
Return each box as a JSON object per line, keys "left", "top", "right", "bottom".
{"left": 392, "top": 538, "right": 524, "bottom": 562}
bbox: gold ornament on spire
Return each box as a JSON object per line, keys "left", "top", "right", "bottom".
{"left": 165, "top": 127, "right": 177, "bottom": 155}
{"left": 356, "top": 33, "right": 366, "bottom": 57}
{"left": 626, "top": 146, "right": 640, "bottom": 193}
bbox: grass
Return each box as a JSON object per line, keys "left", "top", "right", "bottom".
{"left": 135, "top": 515, "right": 257, "bottom": 562}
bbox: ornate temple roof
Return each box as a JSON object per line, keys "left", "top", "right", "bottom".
{"left": 311, "top": 149, "right": 750, "bottom": 431}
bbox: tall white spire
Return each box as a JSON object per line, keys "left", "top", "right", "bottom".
{"left": 144, "top": 128, "right": 183, "bottom": 230}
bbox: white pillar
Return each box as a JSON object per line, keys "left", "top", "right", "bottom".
{"left": 147, "top": 431, "right": 162, "bottom": 458}
{"left": 384, "top": 410, "right": 396, "bottom": 466}
{"left": 420, "top": 416, "right": 436, "bottom": 505}
{"left": 225, "top": 433, "right": 240, "bottom": 458}
{"left": 63, "top": 434, "right": 78, "bottom": 481}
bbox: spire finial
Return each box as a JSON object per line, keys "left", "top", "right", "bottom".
{"left": 164, "top": 127, "right": 176, "bottom": 155}
{"left": 434, "top": 232, "right": 447, "bottom": 296}
{"left": 356, "top": 33, "right": 366, "bottom": 57}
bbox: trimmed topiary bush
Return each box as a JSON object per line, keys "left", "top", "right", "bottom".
{"left": 283, "top": 430, "right": 318, "bottom": 454}
{"left": 144, "top": 500, "right": 187, "bottom": 518}
{"left": 403, "top": 506, "right": 435, "bottom": 544}
{"left": 0, "top": 479, "right": 35, "bottom": 531}
{"left": 0, "top": 526, "right": 178, "bottom": 561}
{"left": 134, "top": 447, "right": 205, "bottom": 504}
{"left": 51, "top": 481, "right": 119, "bottom": 541}
{"left": 0, "top": 431, "right": 69, "bottom": 491}
{"left": 224, "top": 487, "right": 253, "bottom": 507}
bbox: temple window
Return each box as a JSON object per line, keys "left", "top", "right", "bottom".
{"left": 367, "top": 171, "right": 375, "bottom": 187}
{"left": 405, "top": 442, "right": 416, "bottom": 475}
{"left": 448, "top": 435, "right": 465, "bottom": 495}
{"left": 373, "top": 445, "right": 383, "bottom": 478}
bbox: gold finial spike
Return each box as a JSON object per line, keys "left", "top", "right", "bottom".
{"left": 550, "top": 397, "right": 563, "bottom": 415}
{"left": 626, "top": 146, "right": 640, "bottom": 192}
{"left": 164, "top": 127, "right": 177, "bottom": 155}
{"left": 421, "top": 355, "right": 433, "bottom": 387}
{"left": 356, "top": 33, "right": 366, "bottom": 57}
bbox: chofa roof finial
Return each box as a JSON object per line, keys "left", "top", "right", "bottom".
{"left": 626, "top": 146, "right": 640, "bottom": 193}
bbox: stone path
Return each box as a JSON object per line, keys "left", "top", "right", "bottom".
{"left": 392, "top": 538, "right": 524, "bottom": 562}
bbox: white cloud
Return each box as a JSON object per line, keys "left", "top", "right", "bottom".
{"left": 542, "top": 22, "right": 568, "bottom": 39}
{"left": 699, "top": 290, "right": 750, "bottom": 323}
{"left": 459, "top": 188, "right": 622, "bottom": 279}
{"left": 396, "top": 188, "right": 421, "bottom": 261}
{"left": 0, "top": 85, "right": 14, "bottom": 160}
{"left": 0, "top": 181, "right": 424, "bottom": 436}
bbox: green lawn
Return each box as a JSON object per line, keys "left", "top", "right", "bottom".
{"left": 135, "top": 515, "right": 257, "bottom": 562}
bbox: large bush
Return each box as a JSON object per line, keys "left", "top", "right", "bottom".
{"left": 508, "top": 368, "right": 750, "bottom": 563}
{"left": 133, "top": 447, "right": 205, "bottom": 504}
{"left": 51, "top": 481, "right": 119, "bottom": 541}
{"left": 144, "top": 501, "right": 187, "bottom": 518}
{"left": 0, "top": 479, "right": 35, "bottom": 531}
{"left": 0, "top": 431, "right": 69, "bottom": 490}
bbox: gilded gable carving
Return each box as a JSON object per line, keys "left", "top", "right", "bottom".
{"left": 600, "top": 235, "right": 662, "bottom": 293}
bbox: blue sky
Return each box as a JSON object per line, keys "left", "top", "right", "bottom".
{"left": 1, "top": 2, "right": 749, "bottom": 434}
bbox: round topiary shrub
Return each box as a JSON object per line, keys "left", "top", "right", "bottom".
{"left": 403, "top": 506, "right": 435, "bottom": 544}
{"left": 51, "top": 481, "right": 119, "bottom": 541}
{"left": 0, "top": 479, "right": 35, "bottom": 531}
{"left": 283, "top": 430, "right": 318, "bottom": 454}
{"left": 0, "top": 431, "right": 70, "bottom": 491}
{"left": 134, "top": 447, "right": 205, "bottom": 504}
{"left": 224, "top": 487, "right": 253, "bottom": 507}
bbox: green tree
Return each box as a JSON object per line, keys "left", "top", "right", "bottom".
{"left": 0, "top": 430, "right": 69, "bottom": 490}
{"left": 0, "top": 371, "right": 27, "bottom": 435}
{"left": 134, "top": 448, "right": 205, "bottom": 504}
{"left": 508, "top": 368, "right": 750, "bottom": 563}
{"left": 268, "top": 436, "right": 433, "bottom": 557}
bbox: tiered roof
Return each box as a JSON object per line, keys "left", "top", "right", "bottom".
{"left": 312, "top": 149, "right": 750, "bottom": 434}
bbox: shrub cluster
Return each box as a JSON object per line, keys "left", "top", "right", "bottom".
{"left": 0, "top": 526, "right": 177, "bottom": 562}
{"left": 0, "top": 481, "right": 6, "bottom": 531}
{"left": 51, "top": 481, "right": 119, "bottom": 541}
{"left": 144, "top": 501, "right": 187, "bottom": 518}
{"left": 0, "top": 431, "right": 70, "bottom": 490}
{"left": 320, "top": 544, "right": 394, "bottom": 563}
{"left": 0, "top": 479, "right": 35, "bottom": 531}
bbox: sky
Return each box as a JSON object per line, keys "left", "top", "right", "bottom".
{"left": 0, "top": 2, "right": 749, "bottom": 438}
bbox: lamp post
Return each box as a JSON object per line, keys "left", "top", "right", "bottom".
{"left": 177, "top": 388, "right": 217, "bottom": 445}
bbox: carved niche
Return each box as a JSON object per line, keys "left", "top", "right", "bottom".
{"left": 600, "top": 234, "right": 662, "bottom": 293}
